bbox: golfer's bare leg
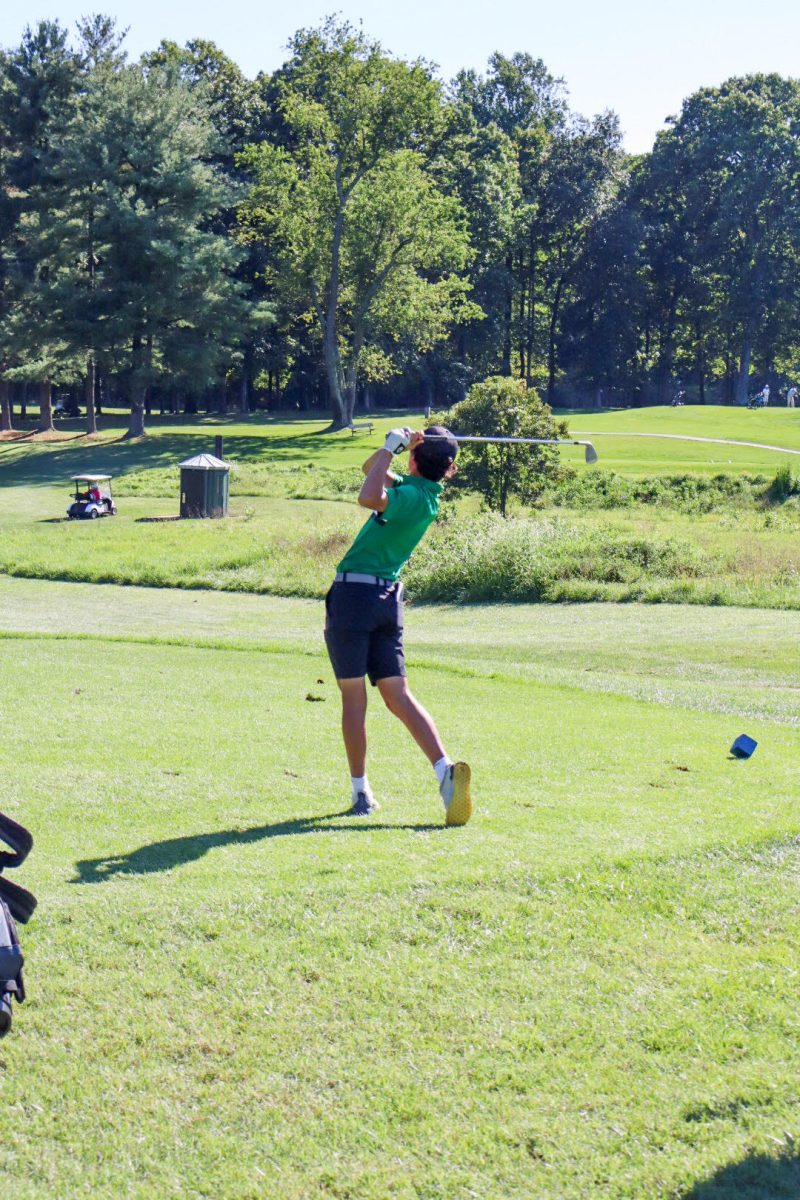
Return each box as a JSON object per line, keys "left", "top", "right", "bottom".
{"left": 377, "top": 676, "right": 445, "bottom": 765}
{"left": 337, "top": 677, "right": 368, "bottom": 777}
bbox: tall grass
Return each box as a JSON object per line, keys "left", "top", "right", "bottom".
{"left": 547, "top": 469, "right": 782, "bottom": 513}
{"left": 406, "top": 513, "right": 711, "bottom": 602}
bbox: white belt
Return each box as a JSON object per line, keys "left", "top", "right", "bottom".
{"left": 334, "top": 571, "right": 396, "bottom": 586}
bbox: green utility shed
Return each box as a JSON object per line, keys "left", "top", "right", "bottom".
{"left": 179, "top": 453, "right": 230, "bottom": 518}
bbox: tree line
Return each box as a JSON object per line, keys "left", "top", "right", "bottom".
{"left": 1, "top": 15, "right": 799, "bottom": 436}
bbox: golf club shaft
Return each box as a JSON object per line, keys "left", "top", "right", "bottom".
{"left": 420, "top": 432, "right": 599, "bottom": 464}
{"left": 442, "top": 436, "right": 589, "bottom": 448}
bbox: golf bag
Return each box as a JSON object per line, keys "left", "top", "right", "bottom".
{"left": 0, "top": 811, "right": 37, "bottom": 1039}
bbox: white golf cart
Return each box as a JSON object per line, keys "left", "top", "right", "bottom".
{"left": 67, "top": 474, "right": 117, "bottom": 520}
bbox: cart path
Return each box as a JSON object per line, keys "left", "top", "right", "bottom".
{"left": 572, "top": 430, "right": 800, "bottom": 456}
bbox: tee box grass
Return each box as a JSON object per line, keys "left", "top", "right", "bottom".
{"left": 0, "top": 579, "right": 799, "bottom": 1198}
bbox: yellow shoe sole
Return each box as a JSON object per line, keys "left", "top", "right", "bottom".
{"left": 445, "top": 761, "right": 472, "bottom": 827}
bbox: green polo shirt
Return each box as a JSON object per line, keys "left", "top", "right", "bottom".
{"left": 337, "top": 473, "right": 443, "bottom": 581}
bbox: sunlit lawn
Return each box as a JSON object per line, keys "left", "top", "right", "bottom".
{"left": 1, "top": 580, "right": 799, "bottom": 1197}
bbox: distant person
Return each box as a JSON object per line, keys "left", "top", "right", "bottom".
{"left": 787, "top": 386, "right": 797, "bottom": 409}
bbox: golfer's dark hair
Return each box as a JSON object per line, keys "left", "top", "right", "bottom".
{"left": 412, "top": 426, "right": 458, "bottom": 482}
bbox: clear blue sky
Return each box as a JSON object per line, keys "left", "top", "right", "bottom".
{"left": 3, "top": 0, "right": 799, "bottom": 152}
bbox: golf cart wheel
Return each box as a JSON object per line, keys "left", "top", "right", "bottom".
{"left": 89, "top": 509, "right": 98, "bottom": 519}
{"left": 110, "top": 506, "right": 117, "bottom": 516}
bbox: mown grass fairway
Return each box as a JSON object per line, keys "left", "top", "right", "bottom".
{"left": 570, "top": 406, "right": 800, "bottom": 475}
{"left": 1, "top": 580, "right": 800, "bottom": 1198}
{"left": 1, "top": 409, "right": 800, "bottom": 1197}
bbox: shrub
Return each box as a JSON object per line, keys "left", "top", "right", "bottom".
{"left": 767, "top": 464, "right": 796, "bottom": 503}
{"left": 437, "top": 376, "right": 569, "bottom": 515}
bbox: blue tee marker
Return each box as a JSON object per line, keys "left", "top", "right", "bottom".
{"left": 731, "top": 734, "right": 757, "bottom": 759}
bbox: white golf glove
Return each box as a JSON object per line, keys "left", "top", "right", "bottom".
{"left": 383, "top": 427, "right": 411, "bottom": 455}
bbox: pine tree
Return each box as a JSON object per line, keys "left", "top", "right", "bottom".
{"left": 27, "top": 59, "right": 246, "bottom": 437}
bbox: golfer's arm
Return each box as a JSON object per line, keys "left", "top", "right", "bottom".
{"left": 361, "top": 449, "right": 399, "bottom": 483}
{"left": 358, "top": 450, "right": 392, "bottom": 512}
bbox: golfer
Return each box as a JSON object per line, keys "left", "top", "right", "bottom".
{"left": 787, "top": 386, "right": 797, "bottom": 409}
{"left": 324, "top": 426, "right": 472, "bottom": 825}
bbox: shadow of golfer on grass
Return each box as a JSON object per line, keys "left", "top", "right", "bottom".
{"left": 680, "top": 1150, "right": 800, "bottom": 1199}
{"left": 72, "top": 813, "right": 443, "bottom": 883}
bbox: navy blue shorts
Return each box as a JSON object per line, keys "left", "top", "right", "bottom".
{"left": 324, "top": 580, "right": 406, "bottom": 684}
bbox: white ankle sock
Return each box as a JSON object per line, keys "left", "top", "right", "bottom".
{"left": 433, "top": 756, "right": 451, "bottom": 787}
{"left": 351, "top": 775, "right": 369, "bottom": 798}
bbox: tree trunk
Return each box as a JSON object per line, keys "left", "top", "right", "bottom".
{"left": 735, "top": 332, "right": 753, "bottom": 407}
{"left": 324, "top": 327, "right": 346, "bottom": 425}
{"left": 144, "top": 336, "right": 154, "bottom": 415}
{"left": 239, "top": 366, "right": 250, "bottom": 415}
{"left": 323, "top": 195, "right": 347, "bottom": 426}
{"left": 85, "top": 356, "right": 97, "bottom": 435}
{"left": 37, "top": 381, "right": 54, "bottom": 432}
{"left": 525, "top": 226, "right": 536, "bottom": 385}
{"left": 518, "top": 262, "right": 527, "bottom": 379}
{"left": 546, "top": 274, "right": 565, "bottom": 403}
{"left": 127, "top": 392, "right": 146, "bottom": 437}
{"left": 341, "top": 325, "right": 363, "bottom": 427}
{"left": 0, "top": 378, "right": 12, "bottom": 432}
{"left": 501, "top": 252, "right": 513, "bottom": 375}
{"left": 125, "top": 336, "right": 147, "bottom": 438}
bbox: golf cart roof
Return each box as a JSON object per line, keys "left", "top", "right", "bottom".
{"left": 71, "top": 474, "right": 112, "bottom": 482}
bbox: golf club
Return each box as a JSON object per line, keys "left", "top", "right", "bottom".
{"left": 423, "top": 433, "right": 599, "bottom": 465}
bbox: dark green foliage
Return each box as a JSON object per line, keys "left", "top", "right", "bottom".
{"left": 767, "top": 465, "right": 797, "bottom": 503}
{"left": 2, "top": 18, "right": 800, "bottom": 420}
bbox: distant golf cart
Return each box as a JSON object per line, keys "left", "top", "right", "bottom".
{"left": 53, "top": 398, "right": 81, "bottom": 418}
{"left": 67, "top": 475, "right": 117, "bottom": 520}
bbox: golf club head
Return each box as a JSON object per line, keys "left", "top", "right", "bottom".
{"left": 583, "top": 443, "right": 599, "bottom": 465}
